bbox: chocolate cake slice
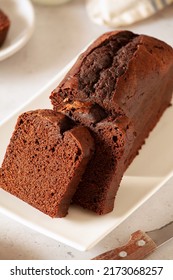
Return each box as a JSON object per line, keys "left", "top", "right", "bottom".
{"left": 0, "top": 9, "right": 10, "bottom": 47}
{"left": 58, "top": 102, "right": 135, "bottom": 213}
{"left": 0, "top": 110, "right": 94, "bottom": 217}
{"left": 50, "top": 30, "right": 173, "bottom": 214}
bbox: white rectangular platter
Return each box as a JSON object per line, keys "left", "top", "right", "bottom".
{"left": 0, "top": 61, "right": 173, "bottom": 251}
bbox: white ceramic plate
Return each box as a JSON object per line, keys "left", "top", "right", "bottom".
{"left": 0, "top": 61, "right": 173, "bottom": 251}
{"left": 0, "top": 0, "right": 35, "bottom": 61}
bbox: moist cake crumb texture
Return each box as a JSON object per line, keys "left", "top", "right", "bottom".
{"left": 0, "top": 110, "right": 94, "bottom": 217}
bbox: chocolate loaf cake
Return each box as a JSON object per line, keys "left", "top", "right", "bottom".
{"left": 0, "top": 9, "right": 10, "bottom": 47}
{"left": 0, "top": 110, "right": 94, "bottom": 217}
{"left": 50, "top": 30, "right": 173, "bottom": 214}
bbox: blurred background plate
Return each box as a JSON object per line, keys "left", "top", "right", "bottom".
{"left": 0, "top": 0, "right": 35, "bottom": 61}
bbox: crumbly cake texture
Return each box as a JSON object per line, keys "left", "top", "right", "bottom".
{"left": 0, "top": 110, "right": 94, "bottom": 217}
{"left": 0, "top": 9, "right": 10, "bottom": 47}
{"left": 50, "top": 30, "right": 173, "bottom": 214}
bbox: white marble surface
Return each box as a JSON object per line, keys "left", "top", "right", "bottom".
{"left": 0, "top": 0, "right": 173, "bottom": 260}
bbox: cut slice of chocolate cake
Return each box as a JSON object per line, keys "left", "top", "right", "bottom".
{"left": 0, "top": 110, "right": 94, "bottom": 217}
{"left": 58, "top": 102, "right": 135, "bottom": 214}
{"left": 0, "top": 9, "right": 10, "bottom": 47}
{"left": 50, "top": 30, "right": 173, "bottom": 214}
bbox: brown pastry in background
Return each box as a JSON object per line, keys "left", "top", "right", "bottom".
{"left": 0, "top": 9, "right": 10, "bottom": 47}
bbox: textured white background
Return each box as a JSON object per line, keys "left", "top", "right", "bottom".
{"left": 0, "top": 0, "right": 173, "bottom": 259}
